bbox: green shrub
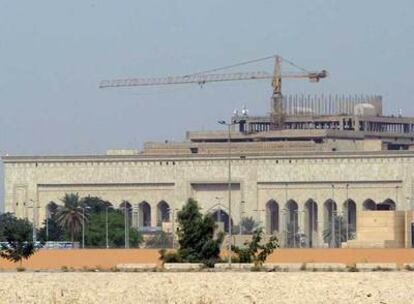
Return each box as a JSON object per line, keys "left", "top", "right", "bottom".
{"left": 231, "top": 227, "right": 279, "bottom": 266}
{"left": 159, "top": 199, "right": 223, "bottom": 267}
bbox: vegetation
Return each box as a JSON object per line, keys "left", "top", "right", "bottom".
{"left": 85, "top": 210, "right": 143, "bottom": 248}
{"left": 160, "top": 198, "right": 224, "bottom": 267}
{"left": 38, "top": 201, "right": 66, "bottom": 242}
{"left": 0, "top": 214, "right": 40, "bottom": 267}
{"left": 323, "top": 215, "right": 355, "bottom": 248}
{"left": 285, "top": 222, "right": 307, "bottom": 248}
{"left": 145, "top": 231, "right": 172, "bottom": 248}
{"left": 56, "top": 193, "right": 86, "bottom": 244}
{"left": 231, "top": 227, "right": 279, "bottom": 266}
{"left": 240, "top": 217, "right": 259, "bottom": 234}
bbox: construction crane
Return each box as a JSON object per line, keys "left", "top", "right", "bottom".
{"left": 99, "top": 55, "right": 327, "bottom": 129}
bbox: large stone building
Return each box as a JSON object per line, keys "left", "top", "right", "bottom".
{"left": 3, "top": 95, "right": 414, "bottom": 247}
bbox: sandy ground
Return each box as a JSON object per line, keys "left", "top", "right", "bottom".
{"left": 0, "top": 272, "right": 412, "bottom": 304}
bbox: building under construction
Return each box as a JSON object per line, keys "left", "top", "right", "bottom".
{"left": 141, "top": 94, "right": 414, "bottom": 156}
{"left": 4, "top": 56, "right": 414, "bottom": 248}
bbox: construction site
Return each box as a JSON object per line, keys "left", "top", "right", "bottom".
{"left": 4, "top": 55, "right": 414, "bottom": 249}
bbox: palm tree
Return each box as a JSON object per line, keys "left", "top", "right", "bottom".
{"left": 56, "top": 193, "right": 85, "bottom": 246}
{"left": 323, "top": 215, "right": 354, "bottom": 248}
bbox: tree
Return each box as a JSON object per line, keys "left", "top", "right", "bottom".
{"left": 56, "top": 193, "right": 85, "bottom": 245}
{"left": 38, "top": 217, "right": 66, "bottom": 242}
{"left": 240, "top": 217, "right": 259, "bottom": 234}
{"left": 82, "top": 196, "right": 112, "bottom": 213}
{"left": 0, "top": 215, "right": 40, "bottom": 267}
{"left": 285, "top": 222, "right": 307, "bottom": 248}
{"left": 38, "top": 201, "right": 66, "bottom": 242}
{"left": 160, "top": 198, "right": 224, "bottom": 266}
{"left": 231, "top": 227, "right": 279, "bottom": 266}
{"left": 323, "top": 215, "right": 354, "bottom": 248}
{"left": 85, "top": 209, "right": 143, "bottom": 248}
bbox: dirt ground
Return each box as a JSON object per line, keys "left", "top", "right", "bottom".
{"left": 0, "top": 272, "right": 412, "bottom": 303}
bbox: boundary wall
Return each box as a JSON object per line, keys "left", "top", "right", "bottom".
{"left": 2, "top": 249, "right": 414, "bottom": 270}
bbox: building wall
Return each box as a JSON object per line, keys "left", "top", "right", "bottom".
{"left": 3, "top": 151, "right": 414, "bottom": 246}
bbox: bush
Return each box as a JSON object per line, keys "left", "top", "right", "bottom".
{"left": 347, "top": 264, "right": 359, "bottom": 272}
{"left": 159, "top": 249, "right": 182, "bottom": 263}
{"left": 159, "top": 199, "right": 223, "bottom": 267}
{"left": 231, "top": 227, "right": 279, "bottom": 266}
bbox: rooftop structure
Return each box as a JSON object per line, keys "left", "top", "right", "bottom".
{"left": 131, "top": 95, "right": 414, "bottom": 156}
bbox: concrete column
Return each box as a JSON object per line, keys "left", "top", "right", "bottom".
{"left": 317, "top": 205, "right": 325, "bottom": 248}
{"left": 151, "top": 204, "right": 157, "bottom": 227}
{"left": 298, "top": 207, "right": 306, "bottom": 247}
{"left": 280, "top": 209, "right": 288, "bottom": 247}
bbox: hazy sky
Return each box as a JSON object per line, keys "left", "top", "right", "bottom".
{"left": 1, "top": 1, "right": 413, "bottom": 205}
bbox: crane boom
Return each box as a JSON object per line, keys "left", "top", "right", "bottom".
{"left": 99, "top": 55, "right": 327, "bottom": 129}
{"left": 99, "top": 71, "right": 272, "bottom": 88}
{"left": 99, "top": 70, "right": 326, "bottom": 89}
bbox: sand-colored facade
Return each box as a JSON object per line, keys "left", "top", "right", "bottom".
{"left": 3, "top": 150, "right": 414, "bottom": 247}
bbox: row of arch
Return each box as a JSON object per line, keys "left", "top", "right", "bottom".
{"left": 119, "top": 200, "right": 170, "bottom": 227}
{"left": 266, "top": 198, "right": 396, "bottom": 247}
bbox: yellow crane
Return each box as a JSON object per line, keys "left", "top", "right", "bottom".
{"left": 99, "top": 55, "right": 327, "bottom": 129}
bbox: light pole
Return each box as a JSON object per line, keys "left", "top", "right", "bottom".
{"left": 218, "top": 120, "right": 233, "bottom": 266}
{"left": 82, "top": 206, "right": 91, "bottom": 249}
{"left": 167, "top": 207, "right": 179, "bottom": 249}
{"left": 345, "top": 184, "right": 349, "bottom": 243}
{"left": 330, "top": 184, "right": 335, "bottom": 248}
{"left": 121, "top": 203, "right": 130, "bottom": 249}
{"left": 280, "top": 208, "right": 288, "bottom": 247}
{"left": 27, "top": 200, "right": 39, "bottom": 243}
{"left": 240, "top": 200, "right": 246, "bottom": 236}
{"left": 218, "top": 110, "right": 248, "bottom": 267}
{"left": 45, "top": 206, "right": 49, "bottom": 242}
{"left": 105, "top": 206, "right": 110, "bottom": 249}
{"left": 293, "top": 209, "right": 304, "bottom": 248}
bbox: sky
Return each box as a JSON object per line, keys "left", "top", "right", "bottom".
{"left": 0, "top": 0, "right": 413, "bottom": 206}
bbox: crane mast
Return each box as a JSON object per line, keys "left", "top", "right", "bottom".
{"left": 99, "top": 55, "right": 327, "bottom": 129}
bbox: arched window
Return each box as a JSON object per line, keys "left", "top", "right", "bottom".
{"left": 266, "top": 200, "right": 279, "bottom": 234}
{"left": 157, "top": 201, "right": 170, "bottom": 226}
{"left": 377, "top": 199, "right": 396, "bottom": 211}
{"left": 138, "top": 201, "right": 151, "bottom": 227}
{"left": 363, "top": 199, "right": 376, "bottom": 210}
{"left": 285, "top": 200, "right": 299, "bottom": 247}
{"left": 343, "top": 199, "right": 356, "bottom": 238}
{"left": 209, "top": 207, "right": 231, "bottom": 233}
